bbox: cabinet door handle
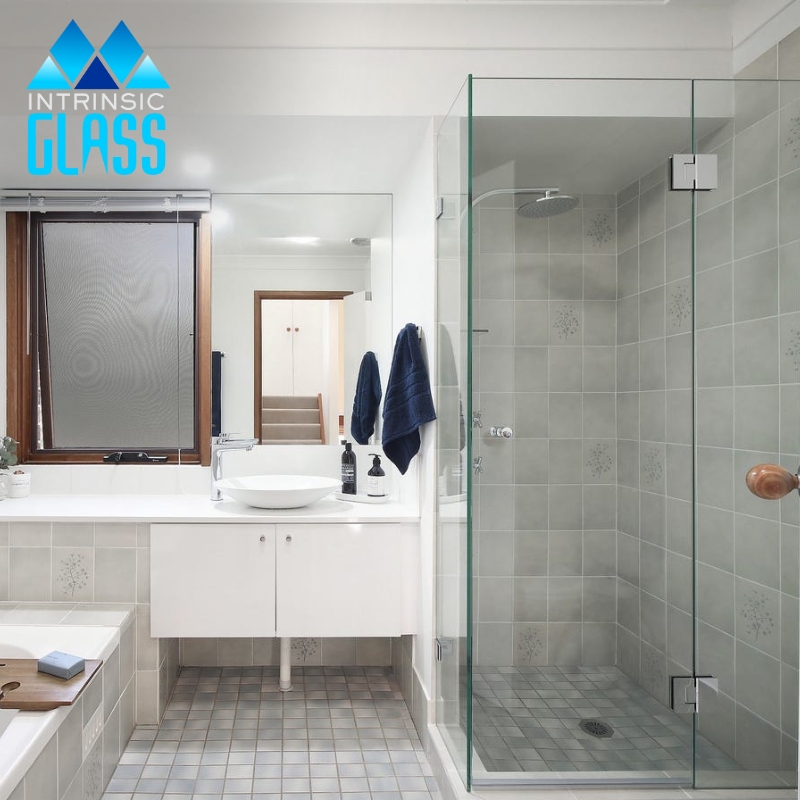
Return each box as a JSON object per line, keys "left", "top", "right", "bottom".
{"left": 260, "top": 535, "right": 266, "bottom": 543}
{"left": 285, "top": 535, "right": 292, "bottom": 543}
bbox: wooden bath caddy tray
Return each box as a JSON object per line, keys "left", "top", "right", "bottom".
{"left": 0, "top": 659, "right": 102, "bottom": 710}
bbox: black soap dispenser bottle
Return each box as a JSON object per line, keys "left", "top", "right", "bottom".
{"left": 341, "top": 441, "right": 357, "bottom": 495}
{"left": 367, "top": 453, "right": 386, "bottom": 497}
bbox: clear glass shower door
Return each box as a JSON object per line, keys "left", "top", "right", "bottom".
{"left": 692, "top": 78, "right": 800, "bottom": 790}
{"left": 434, "top": 77, "right": 473, "bottom": 787}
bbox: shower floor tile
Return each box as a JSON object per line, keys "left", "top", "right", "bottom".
{"left": 471, "top": 665, "right": 738, "bottom": 774}
{"left": 102, "top": 666, "right": 439, "bottom": 800}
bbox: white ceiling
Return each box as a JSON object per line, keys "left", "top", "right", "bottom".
{"left": 472, "top": 115, "right": 727, "bottom": 195}
{"left": 211, "top": 193, "right": 391, "bottom": 259}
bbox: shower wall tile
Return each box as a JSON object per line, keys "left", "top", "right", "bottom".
{"left": 735, "top": 316, "right": 780, "bottom": 385}
{"left": 665, "top": 389, "right": 692, "bottom": 445}
{"left": 548, "top": 531, "right": 582, "bottom": 576}
{"left": 665, "top": 220, "right": 691, "bottom": 282}
{"left": 514, "top": 215, "right": 548, "bottom": 255}
{"left": 582, "top": 623, "right": 616, "bottom": 666}
{"left": 514, "top": 301, "right": 549, "bottom": 345}
{"left": 514, "top": 532, "right": 548, "bottom": 577}
{"left": 514, "top": 254, "right": 549, "bottom": 298}
{"left": 779, "top": 100, "right": 800, "bottom": 173}
{"left": 549, "top": 208, "right": 585, "bottom": 254}
{"left": 583, "top": 529, "right": 616, "bottom": 574}
{"left": 617, "top": 392, "right": 639, "bottom": 440}
{"left": 513, "top": 392, "right": 548, "bottom": 438}
{"left": 548, "top": 255, "right": 583, "bottom": 298}
{"left": 734, "top": 77, "right": 780, "bottom": 134}
{"left": 617, "top": 200, "right": 638, "bottom": 253}
{"left": 734, "top": 112, "right": 779, "bottom": 197}
{"left": 617, "top": 535, "right": 640, "bottom": 589}
{"left": 734, "top": 249, "right": 779, "bottom": 321}
{"left": 478, "top": 254, "right": 515, "bottom": 299}
{"left": 547, "top": 623, "right": 582, "bottom": 664}
{"left": 639, "top": 184, "right": 665, "bottom": 243}
{"left": 548, "top": 439, "right": 583, "bottom": 483}
{"left": 513, "top": 439, "right": 549, "bottom": 484}
{"left": 583, "top": 346, "right": 616, "bottom": 391}
{"left": 513, "top": 347, "right": 548, "bottom": 391}
{"left": 698, "top": 138, "right": 733, "bottom": 214}
{"left": 547, "top": 347, "right": 582, "bottom": 391}
{"left": 583, "top": 255, "right": 616, "bottom": 300}
{"left": 780, "top": 169, "right": 800, "bottom": 245}
{"left": 696, "top": 202, "right": 733, "bottom": 271}
{"left": 696, "top": 264, "right": 733, "bottom": 329}
{"left": 734, "top": 181, "right": 779, "bottom": 259}
{"left": 478, "top": 207, "right": 514, "bottom": 253}
{"left": 513, "top": 577, "right": 547, "bottom": 621}
{"left": 617, "top": 246, "right": 639, "bottom": 298}
{"left": 734, "top": 385, "right": 779, "bottom": 452}
{"left": 665, "top": 443, "right": 693, "bottom": 502}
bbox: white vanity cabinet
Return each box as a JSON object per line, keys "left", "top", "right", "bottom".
{"left": 150, "top": 524, "right": 276, "bottom": 638}
{"left": 150, "top": 521, "right": 418, "bottom": 638}
{"left": 276, "top": 523, "right": 415, "bottom": 637}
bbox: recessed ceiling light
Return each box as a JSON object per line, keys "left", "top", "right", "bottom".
{"left": 349, "top": 237, "right": 371, "bottom": 247}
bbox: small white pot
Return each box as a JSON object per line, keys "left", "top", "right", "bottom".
{"left": 8, "top": 471, "right": 30, "bottom": 498}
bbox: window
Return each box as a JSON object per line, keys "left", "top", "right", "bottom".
{"left": 6, "top": 210, "right": 211, "bottom": 463}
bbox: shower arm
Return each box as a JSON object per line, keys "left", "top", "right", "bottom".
{"left": 471, "top": 187, "right": 559, "bottom": 207}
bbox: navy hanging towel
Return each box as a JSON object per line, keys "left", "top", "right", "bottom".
{"left": 350, "top": 350, "right": 382, "bottom": 445}
{"left": 381, "top": 323, "right": 437, "bottom": 474}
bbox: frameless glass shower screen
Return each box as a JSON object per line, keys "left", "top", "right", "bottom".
{"left": 434, "top": 74, "right": 799, "bottom": 791}
{"left": 435, "top": 78, "right": 473, "bottom": 788}
{"left": 692, "top": 77, "right": 800, "bottom": 790}
{"left": 466, "top": 77, "right": 698, "bottom": 784}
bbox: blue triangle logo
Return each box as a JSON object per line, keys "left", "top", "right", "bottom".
{"left": 75, "top": 56, "right": 119, "bottom": 90}
{"left": 50, "top": 20, "right": 95, "bottom": 84}
{"left": 100, "top": 21, "right": 144, "bottom": 84}
{"left": 28, "top": 56, "right": 71, "bottom": 90}
{"left": 126, "top": 55, "right": 169, "bottom": 89}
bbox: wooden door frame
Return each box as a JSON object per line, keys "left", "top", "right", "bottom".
{"left": 253, "top": 290, "right": 352, "bottom": 442}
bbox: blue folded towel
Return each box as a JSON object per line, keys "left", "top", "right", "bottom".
{"left": 350, "top": 351, "right": 382, "bottom": 445}
{"left": 382, "top": 323, "right": 437, "bottom": 474}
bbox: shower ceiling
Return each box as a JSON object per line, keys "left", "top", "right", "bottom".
{"left": 472, "top": 115, "right": 727, "bottom": 196}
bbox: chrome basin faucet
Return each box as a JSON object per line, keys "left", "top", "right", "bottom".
{"left": 211, "top": 434, "right": 259, "bottom": 500}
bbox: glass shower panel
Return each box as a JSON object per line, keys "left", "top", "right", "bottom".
{"left": 692, "top": 78, "right": 800, "bottom": 790}
{"left": 435, "top": 77, "right": 472, "bottom": 787}
{"left": 468, "top": 78, "right": 696, "bottom": 784}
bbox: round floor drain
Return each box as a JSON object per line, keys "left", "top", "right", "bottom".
{"left": 579, "top": 718, "right": 613, "bottom": 738}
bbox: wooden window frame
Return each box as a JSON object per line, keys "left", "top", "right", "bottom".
{"left": 6, "top": 211, "right": 212, "bottom": 465}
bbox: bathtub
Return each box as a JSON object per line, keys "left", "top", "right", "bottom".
{"left": 0, "top": 624, "right": 120, "bottom": 800}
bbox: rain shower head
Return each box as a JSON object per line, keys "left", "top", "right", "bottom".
{"left": 471, "top": 187, "right": 578, "bottom": 219}
{"left": 516, "top": 190, "right": 578, "bottom": 219}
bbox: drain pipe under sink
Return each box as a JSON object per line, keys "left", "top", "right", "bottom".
{"left": 280, "top": 637, "right": 292, "bottom": 691}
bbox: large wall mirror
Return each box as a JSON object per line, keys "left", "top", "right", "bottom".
{"left": 211, "top": 194, "right": 393, "bottom": 445}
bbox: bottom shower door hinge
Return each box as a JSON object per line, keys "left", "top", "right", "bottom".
{"left": 670, "top": 675, "right": 719, "bottom": 714}
{"left": 435, "top": 638, "right": 454, "bottom": 661}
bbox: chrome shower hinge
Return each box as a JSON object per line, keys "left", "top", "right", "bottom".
{"left": 670, "top": 675, "right": 719, "bottom": 713}
{"left": 670, "top": 154, "right": 718, "bottom": 191}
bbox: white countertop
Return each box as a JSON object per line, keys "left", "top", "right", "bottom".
{"left": 0, "top": 494, "right": 419, "bottom": 523}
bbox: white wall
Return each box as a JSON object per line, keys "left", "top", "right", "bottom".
{"left": 390, "top": 120, "right": 437, "bottom": 718}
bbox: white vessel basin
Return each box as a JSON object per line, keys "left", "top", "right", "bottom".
{"left": 216, "top": 475, "right": 341, "bottom": 509}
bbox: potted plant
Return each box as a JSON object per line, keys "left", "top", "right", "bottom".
{"left": 0, "top": 437, "right": 28, "bottom": 498}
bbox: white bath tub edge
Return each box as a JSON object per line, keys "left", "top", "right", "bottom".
{"left": 0, "top": 624, "right": 120, "bottom": 800}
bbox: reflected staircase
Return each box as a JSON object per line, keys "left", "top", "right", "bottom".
{"left": 261, "top": 394, "right": 325, "bottom": 444}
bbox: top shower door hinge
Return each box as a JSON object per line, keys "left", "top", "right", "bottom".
{"left": 670, "top": 154, "right": 718, "bottom": 191}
